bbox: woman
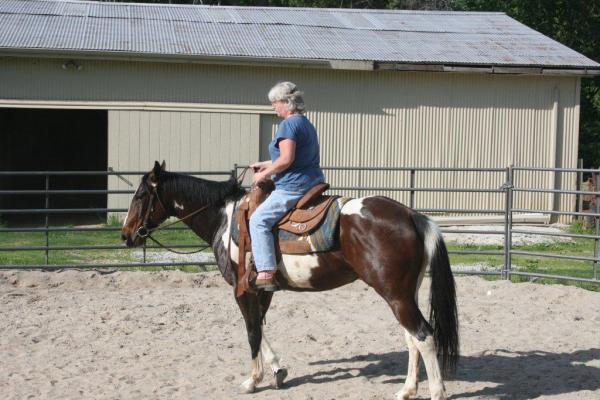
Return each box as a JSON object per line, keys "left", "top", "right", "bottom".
{"left": 249, "top": 82, "right": 325, "bottom": 291}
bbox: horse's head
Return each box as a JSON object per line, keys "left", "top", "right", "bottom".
{"left": 121, "top": 161, "right": 171, "bottom": 247}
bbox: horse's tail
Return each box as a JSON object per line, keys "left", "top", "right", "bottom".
{"left": 412, "top": 213, "right": 459, "bottom": 374}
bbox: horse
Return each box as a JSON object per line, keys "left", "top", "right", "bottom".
{"left": 121, "top": 161, "right": 459, "bottom": 400}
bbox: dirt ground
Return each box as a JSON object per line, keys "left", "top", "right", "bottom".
{"left": 1, "top": 270, "right": 599, "bottom": 400}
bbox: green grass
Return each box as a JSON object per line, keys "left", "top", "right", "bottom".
{"left": 1, "top": 220, "right": 598, "bottom": 290}
{"left": 0, "top": 221, "right": 215, "bottom": 272}
{"left": 446, "top": 222, "right": 599, "bottom": 291}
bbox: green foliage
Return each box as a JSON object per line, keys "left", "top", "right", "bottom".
{"left": 106, "top": 214, "right": 123, "bottom": 227}
{"left": 446, "top": 0, "right": 600, "bottom": 168}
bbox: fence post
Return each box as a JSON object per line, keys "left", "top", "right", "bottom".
{"left": 409, "top": 168, "right": 416, "bottom": 209}
{"left": 502, "top": 165, "right": 514, "bottom": 280}
{"left": 576, "top": 159, "right": 583, "bottom": 220}
{"left": 45, "top": 173, "right": 50, "bottom": 266}
{"left": 594, "top": 174, "right": 600, "bottom": 280}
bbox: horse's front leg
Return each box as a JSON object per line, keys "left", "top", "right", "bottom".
{"left": 235, "top": 292, "right": 264, "bottom": 393}
{"left": 236, "top": 290, "right": 283, "bottom": 393}
{"left": 255, "top": 292, "right": 288, "bottom": 388}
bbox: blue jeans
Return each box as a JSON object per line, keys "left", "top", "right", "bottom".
{"left": 249, "top": 188, "right": 304, "bottom": 271}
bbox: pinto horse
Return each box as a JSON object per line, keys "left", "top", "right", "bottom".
{"left": 121, "top": 161, "right": 459, "bottom": 400}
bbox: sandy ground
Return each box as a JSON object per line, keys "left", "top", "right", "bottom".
{"left": 1, "top": 270, "right": 599, "bottom": 400}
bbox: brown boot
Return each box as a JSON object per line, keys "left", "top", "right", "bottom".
{"left": 255, "top": 271, "right": 279, "bottom": 291}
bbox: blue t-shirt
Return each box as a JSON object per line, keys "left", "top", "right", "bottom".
{"left": 268, "top": 114, "right": 325, "bottom": 192}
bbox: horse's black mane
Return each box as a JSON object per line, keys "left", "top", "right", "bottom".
{"left": 158, "top": 170, "right": 245, "bottom": 207}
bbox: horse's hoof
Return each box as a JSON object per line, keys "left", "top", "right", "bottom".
{"left": 239, "top": 378, "right": 256, "bottom": 394}
{"left": 396, "top": 386, "right": 417, "bottom": 400}
{"left": 274, "top": 368, "right": 288, "bottom": 389}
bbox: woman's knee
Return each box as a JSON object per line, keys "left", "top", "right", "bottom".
{"left": 250, "top": 212, "right": 270, "bottom": 232}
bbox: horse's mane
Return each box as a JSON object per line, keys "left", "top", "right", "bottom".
{"left": 158, "top": 171, "right": 245, "bottom": 207}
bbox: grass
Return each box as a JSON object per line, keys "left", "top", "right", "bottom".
{"left": 0, "top": 220, "right": 215, "bottom": 272}
{"left": 0, "top": 219, "right": 598, "bottom": 290}
{"left": 446, "top": 222, "right": 599, "bottom": 291}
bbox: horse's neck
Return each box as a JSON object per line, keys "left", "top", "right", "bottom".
{"left": 164, "top": 190, "right": 224, "bottom": 244}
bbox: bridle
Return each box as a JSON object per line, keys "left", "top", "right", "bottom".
{"left": 135, "top": 166, "right": 250, "bottom": 256}
{"left": 136, "top": 181, "right": 211, "bottom": 254}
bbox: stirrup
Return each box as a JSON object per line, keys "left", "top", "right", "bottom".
{"left": 254, "top": 273, "right": 279, "bottom": 292}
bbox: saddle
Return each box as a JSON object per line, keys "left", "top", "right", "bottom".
{"left": 235, "top": 181, "right": 337, "bottom": 297}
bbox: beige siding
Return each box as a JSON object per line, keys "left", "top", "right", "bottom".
{"left": 0, "top": 57, "right": 582, "bottom": 220}
{"left": 107, "top": 110, "right": 259, "bottom": 212}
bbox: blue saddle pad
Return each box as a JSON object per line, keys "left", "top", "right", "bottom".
{"left": 230, "top": 197, "right": 350, "bottom": 253}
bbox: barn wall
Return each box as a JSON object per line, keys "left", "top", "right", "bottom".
{"left": 0, "top": 57, "right": 582, "bottom": 219}
{"left": 107, "top": 110, "right": 260, "bottom": 212}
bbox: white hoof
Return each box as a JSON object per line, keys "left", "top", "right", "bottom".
{"left": 239, "top": 378, "right": 256, "bottom": 394}
{"left": 396, "top": 385, "right": 417, "bottom": 400}
{"left": 430, "top": 388, "right": 447, "bottom": 400}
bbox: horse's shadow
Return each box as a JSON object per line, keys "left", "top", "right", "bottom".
{"left": 284, "top": 348, "right": 600, "bottom": 399}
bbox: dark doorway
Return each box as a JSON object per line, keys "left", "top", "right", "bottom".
{"left": 0, "top": 108, "right": 108, "bottom": 226}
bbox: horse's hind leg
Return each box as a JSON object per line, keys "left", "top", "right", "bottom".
{"left": 389, "top": 298, "right": 446, "bottom": 400}
{"left": 398, "top": 329, "right": 420, "bottom": 399}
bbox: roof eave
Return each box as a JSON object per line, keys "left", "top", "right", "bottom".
{"left": 1, "top": 48, "right": 598, "bottom": 76}
{"left": 376, "top": 62, "right": 600, "bottom": 76}
{"left": 0, "top": 47, "right": 376, "bottom": 71}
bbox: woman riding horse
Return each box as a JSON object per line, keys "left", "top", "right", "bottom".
{"left": 250, "top": 82, "right": 325, "bottom": 291}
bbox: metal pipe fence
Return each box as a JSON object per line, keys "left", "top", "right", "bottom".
{"left": 0, "top": 166, "right": 598, "bottom": 286}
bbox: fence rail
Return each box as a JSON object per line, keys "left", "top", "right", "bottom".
{"left": 0, "top": 165, "right": 598, "bottom": 285}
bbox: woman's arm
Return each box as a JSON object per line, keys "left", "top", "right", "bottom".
{"left": 253, "top": 139, "right": 296, "bottom": 184}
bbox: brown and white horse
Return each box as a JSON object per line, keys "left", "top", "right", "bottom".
{"left": 121, "top": 161, "right": 459, "bottom": 400}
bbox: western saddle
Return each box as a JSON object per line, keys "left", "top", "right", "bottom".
{"left": 235, "top": 181, "right": 337, "bottom": 296}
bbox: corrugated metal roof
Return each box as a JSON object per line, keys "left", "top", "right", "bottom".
{"left": 0, "top": 0, "right": 598, "bottom": 71}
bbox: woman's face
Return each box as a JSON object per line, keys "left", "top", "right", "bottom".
{"left": 271, "top": 100, "right": 290, "bottom": 118}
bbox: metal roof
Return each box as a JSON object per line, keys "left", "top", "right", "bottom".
{"left": 0, "top": 0, "right": 598, "bottom": 73}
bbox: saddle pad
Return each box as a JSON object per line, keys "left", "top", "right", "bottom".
{"left": 230, "top": 197, "right": 350, "bottom": 254}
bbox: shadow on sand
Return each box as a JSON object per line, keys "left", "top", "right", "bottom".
{"left": 283, "top": 348, "right": 600, "bottom": 399}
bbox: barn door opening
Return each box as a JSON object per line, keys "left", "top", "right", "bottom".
{"left": 0, "top": 108, "right": 108, "bottom": 226}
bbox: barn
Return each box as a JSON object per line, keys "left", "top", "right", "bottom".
{"left": 1, "top": 0, "right": 598, "bottom": 222}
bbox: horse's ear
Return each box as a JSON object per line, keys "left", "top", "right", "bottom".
{"left": 161, "top": 160, "right": 166, "bottom": 170}
{"left": 149, "top": 161, "right": 161, "bottom": 187}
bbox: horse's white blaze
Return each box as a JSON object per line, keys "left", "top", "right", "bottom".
{"left": 122, "top": 208, "right": 130, "bottom": 227}
{"left": 341, "top": 197, "right": 369, "bottom": 217}
{"left": 279, "top": 254, "right": 319, "bottom": 289}
{"left": 173, "top": 200, "right": 184, "bottom": 210}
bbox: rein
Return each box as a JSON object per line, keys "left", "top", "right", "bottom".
{"left": 136, "top": 185, "right": 211, "bottom": 255}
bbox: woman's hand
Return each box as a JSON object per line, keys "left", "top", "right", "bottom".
{"left": 250, "top": 160, "right": 271, "bottom": 173}
{"left": 252, "top": 170, "right": 269, "bottom": 184}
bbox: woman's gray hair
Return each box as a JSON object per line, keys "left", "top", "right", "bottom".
{"left": 268, "top": 82, "right": 306, "bottom": 114}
